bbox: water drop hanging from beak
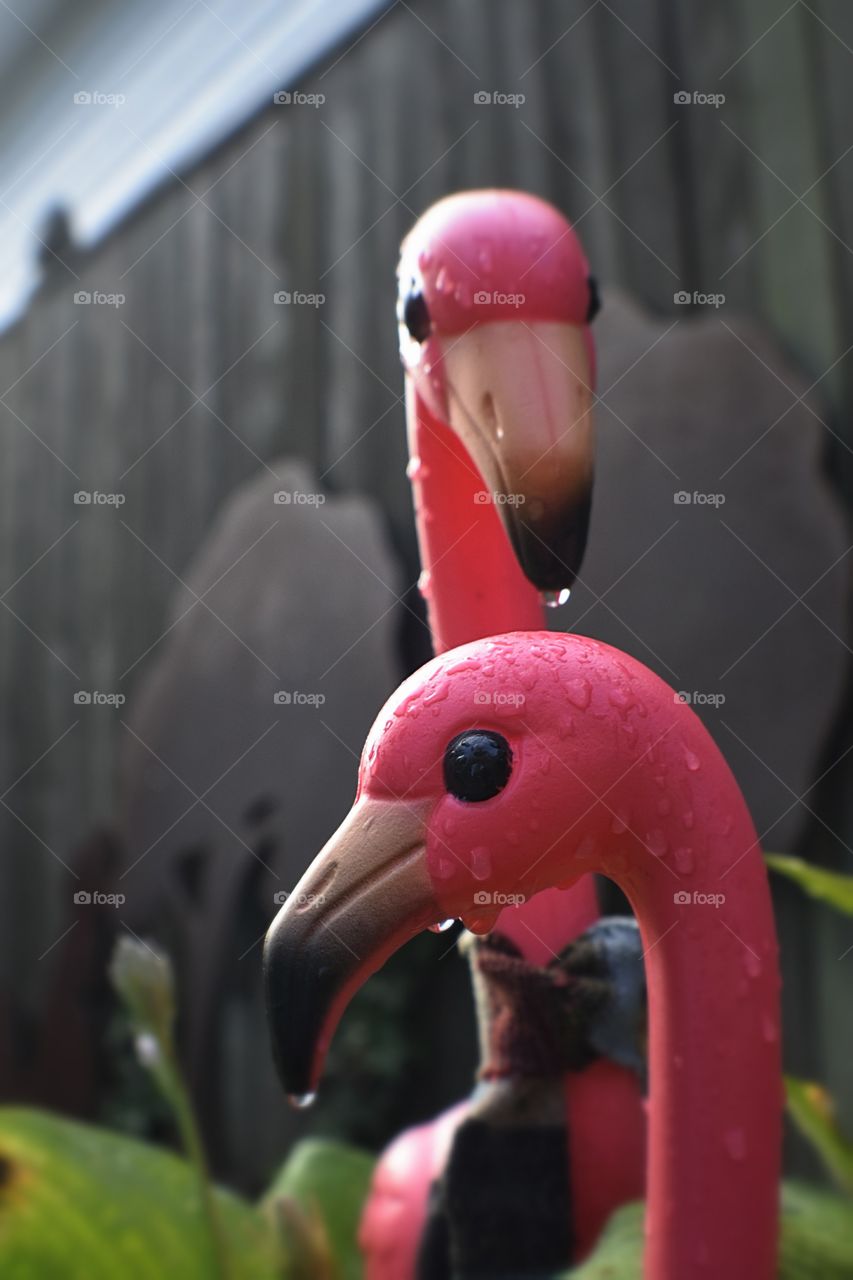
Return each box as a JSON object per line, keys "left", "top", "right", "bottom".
{"left": 541, "top": 588, "right": 571, "bottom": 608}
{"left": 429, "top": 919, "right": 457, "bottom": 934}
{"left": 288, "top": 1092, "right": 317, "bottom": 1110}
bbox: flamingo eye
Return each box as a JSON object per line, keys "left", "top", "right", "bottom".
{"left": 586, "top": 275, "right": 601, "bottom": 324}
{"left": 443, "top": 730, "right": 512, "bottom": 802}
{"left": 401, "top": 289, "right": 432, "bottom": 343}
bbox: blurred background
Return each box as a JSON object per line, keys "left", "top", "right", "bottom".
{"left": 0, "top": 0, "right": 850, "bottom": 1198}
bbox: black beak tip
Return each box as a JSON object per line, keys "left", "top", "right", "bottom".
{"left": 262, "top": 919, "right": 317, "bottom": 1100}
{"left": 508, "top": 489, "right": 593, "bottom": 592}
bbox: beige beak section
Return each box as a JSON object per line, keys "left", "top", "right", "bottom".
{"left": 263, "top": 797, "right": 438, "bottom": 1099}
{"left": 440, "top": 319, "right": 594, "bottom": 592}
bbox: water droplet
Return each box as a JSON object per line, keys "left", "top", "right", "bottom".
{"left": 724, "top": 1128, "right": 746, "bottom": 1161}
{"left": 288, "top": 1092, "right": 316, "bottom": 1110}
{"left": 646, "top": 829, "right": 668, "bottom": 858}
{"left": 565, "top": 676, "right": 591, "bottom": 709}
{"left": 435, "top": 267, "right": 451, "bottom": 293}
{"left": 541, "top": 588, "right": 571, "bottom": 608}
{"left": 477, "top": 245, "right": 493, "bottom": 272}
{"left": 657, "top": 796, "right": 672, "bottom": 817}
{"left": 454, "top": 279, "right": 473, "bottom": 306}
{"left": 684, "top": 748, "right": 701, "bottom": 772}
{"left": 682, "top": 809, "right": 695, "bottom": 830}
{"left": 674, "top": 846, "right": 694, "bottom": 874}
{"left": 429, "top": 918, "right": 456, "bottom": 934}
{"left": 406, "top": 456, "right": 421, "bottom": 479}
{"left": 435, "top": 857, "right": 455, "bottom": 880}
{"left": 418, "top": 569, "right": 431, "bottom": 596}
{"left": 745, "top": 951, "right": 762, "bottom": 979}
{"left": 470, "top": 847, "right": 492, "bottom": 880}
{"left": 424, "top": 679, "right": 449, "bottom": 705}
{"left": 762, "top": 1013, "right": 778, "bottom": 1044}
{"left": 610, "top": 812, "right": 629, "bottom": 835}
{"left": 609, "top": 684, "right": 632, "bottom": 710}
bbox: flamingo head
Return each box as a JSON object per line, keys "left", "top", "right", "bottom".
{"left": 264, "top": 630, "right": 674, "bottom": 1100}
{"left": 397, "top": 190, "right": 599, "bottom": 592}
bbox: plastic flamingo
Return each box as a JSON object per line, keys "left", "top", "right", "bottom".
{"left": 264, "top": 630, "right": 782, "bottom": 1279}
{"left": 360, "top": 190, "right": 644, "bottom": 1276}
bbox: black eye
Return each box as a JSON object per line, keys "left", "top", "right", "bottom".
{"left": 443, "top": 730, "right": 512, "bottom": 802}
{"left": 586, "top": 275, "right": 601, "bottom": 324}
{"left": 401, "top": 289, "right": 432, "bottom": 342}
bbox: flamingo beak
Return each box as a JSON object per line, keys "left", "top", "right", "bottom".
{"left": 263, "top": 797, "right": 438, "bottom": 1099}
{"left": 439, "top": 319, "right": 594, "bottom": 592}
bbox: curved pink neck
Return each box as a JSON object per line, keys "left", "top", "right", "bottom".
{"left": 408, "top": 386, "right": 599, "bottom": 955}
{"left": 545, "top": 714, "right": 781, "bottom": 1277}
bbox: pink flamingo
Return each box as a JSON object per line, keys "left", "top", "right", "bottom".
{"left": 264, "top": 629, "right": 782, "bottom": 1279}
{"left": 362, "top": 190, "right": 644, "bottom": 1275}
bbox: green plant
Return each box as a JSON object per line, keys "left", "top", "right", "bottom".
{"left": 0, "top": 938, "right": 374, "bottom": 1278}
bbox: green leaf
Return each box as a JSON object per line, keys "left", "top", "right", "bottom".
{"left": 778, "top": 1181, "right": 853, "bottom": 1279}
{"left": 0, "top": 1107, "right": 283, "bottom": 1279}
{"left": 566, "top": 1200, "right": 643, "bottom": 1278}
{"left": 766, "top": 853, "right": 853, "bottom": 917}
{"left": 786, "top": 1077, "right": 853, "bottom": 1197}
{"left": 263, "top": 1139, "right": 375, "bottom": 1280}
{"left": 556, "top": 1184, "right": 853, "bottom": 1278}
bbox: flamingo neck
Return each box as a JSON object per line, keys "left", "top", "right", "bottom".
{"left": 547, "top": 713, "right": 782, "bottom": 1277}
{"left": 407, "top": 386, "right": 542, "bottom": 653}
{"left": 408, "top": 385, "right": 600, "bottom": 957}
